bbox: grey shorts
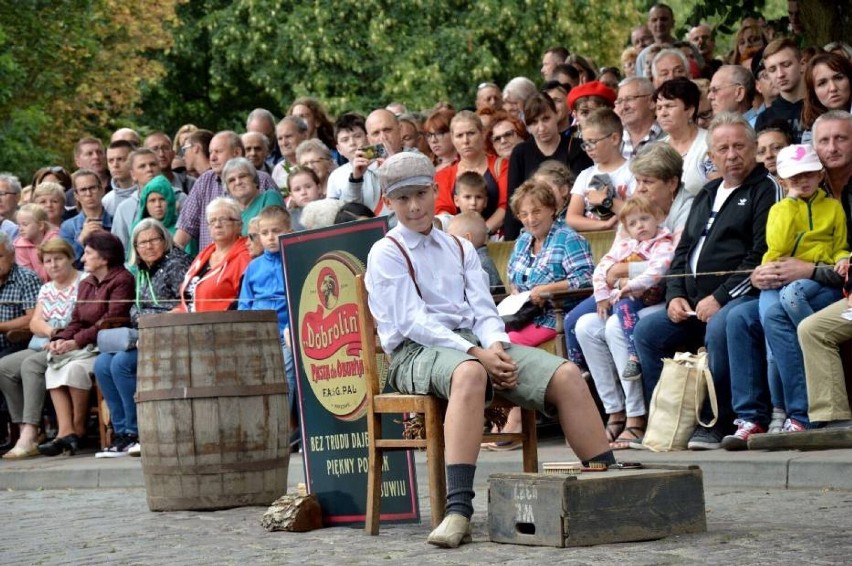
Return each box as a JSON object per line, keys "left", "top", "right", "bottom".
{"left": 387, "top": 330, "right": 566, "bottom": 416}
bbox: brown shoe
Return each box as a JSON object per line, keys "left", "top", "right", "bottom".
{"left": 427, "top": 514, "right": 472, "bottom": 548}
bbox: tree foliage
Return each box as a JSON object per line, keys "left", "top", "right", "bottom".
{"left": 0, "top": 0, "right": 177, "bottom": 179}
{"left": 140, "top": 0, "right": 644, "bottom": 131}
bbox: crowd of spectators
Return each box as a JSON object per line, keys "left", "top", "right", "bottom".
{"left": 0, "top": 2, "right": 851, "bottom": 462}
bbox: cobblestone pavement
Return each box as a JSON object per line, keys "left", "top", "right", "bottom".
{"left": 3, "top": 482, "right": 850, "bottom": 565}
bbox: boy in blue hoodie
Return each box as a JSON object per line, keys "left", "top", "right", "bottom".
{"left": 238, "top": 205, "right": 298, "bottom": 436}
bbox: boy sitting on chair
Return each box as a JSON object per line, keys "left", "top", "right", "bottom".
{"left": 365, "top": 152, "right": 613, "bottom": 548}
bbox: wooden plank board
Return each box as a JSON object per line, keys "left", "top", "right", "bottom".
{"left": 748, "top": 429, "right": 852, "bottom": 451}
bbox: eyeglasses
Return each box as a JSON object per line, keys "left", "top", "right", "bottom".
{"left": 75, "top": 185, "right": 100, "bottom": 195}
{"left": 708, "top": 83, "right": 742, "bottom": 95}
{"left": 425, "top": 131, "right": 448, "bottom": 142}
{"left": 136, "top": 236, "right": 164, "bottom": 248}
{"left": 581, "top": 133, "right": 615, "bottom": 151}
{"left": 492, "top": 131, "right": 517, "bottom": 144}
{"left": 178, "top": 143, "right": 192, "bottom": 157}
{"left": 301, "top": 158, "right": 329, "bottom": 169}
{"left": 206, "top": 217, "right": 240, "bottom": 226}
{"left": 148, "top": 145, "right": 172, "bottom": 154}
{"left": 614, "top": 94, "right": 651, "bottom": 106}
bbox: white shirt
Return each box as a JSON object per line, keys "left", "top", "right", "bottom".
{"left": 571, "top": 160, "right": 637, "bottom": 212}
{"left": 325, "top": 163, "right": 352, "bottom": 200}
{"left": 365, "top": 223, "right": 509, "bottom": 354}
{"left": 689, "top": 182, "right": 738, "bottom": 274}
{"left": 663, "top": 128, "right": 712, "bottom": 197}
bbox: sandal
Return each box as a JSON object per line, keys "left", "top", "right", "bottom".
{"left": 605, "top": 419, "right": 626, "bottom": 443}
{"left": 611, "top": 426, "right": 645, "bottom": 450}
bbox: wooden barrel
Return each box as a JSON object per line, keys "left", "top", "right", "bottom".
{"left": 136, "top": 311, "right": 290, "bottom": 511}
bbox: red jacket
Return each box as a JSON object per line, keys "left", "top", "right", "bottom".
{"left": 54, "top": 267, "right": 135, "bottom": 348}
{"left": 177, "top": 237, "right": 251, "bottom": 312}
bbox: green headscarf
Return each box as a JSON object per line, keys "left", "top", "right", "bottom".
{"left": 134, "top": 175, "right": 177, "bottom": 232}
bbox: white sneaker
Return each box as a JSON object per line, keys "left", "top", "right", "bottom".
{"left": 127, "top": 442, "right": 141, "bottom": 457}
{"left": 95, "top": 434, "right": 134, "bottom": 458}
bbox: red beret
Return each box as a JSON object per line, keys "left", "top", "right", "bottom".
{"left": 566, "top": 81, "right": 617, "bottom": 111}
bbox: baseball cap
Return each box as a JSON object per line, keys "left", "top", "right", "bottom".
{"left": 775, "top": 144, "right": 824, "bottom": 179}
{"left": 377, "top": 152, "right": 435, "bottom": 198}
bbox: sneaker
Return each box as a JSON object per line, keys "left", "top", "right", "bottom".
{"left": 768, "top": 408, "right": 787, "bottom": 434}
{"left": 687, "top": 426, "right": 724, "bottom": 450}
{"left": 721, "top": 419, "right": 766, "bottom": 451}
{"left": 622, "top": 359, "right": 642, "bottom": 382}
{"left": 782, "top": 418, "right": 807, "bottom": 433}
{"left": 95, "top": 434, "right": 134, "bottom": 458}
{"left": 127, "top": 442, "right": 141, "bottom": 457}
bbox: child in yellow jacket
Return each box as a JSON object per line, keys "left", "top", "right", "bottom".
{"left": 760, "top": 144, "right": 848, "bottom": 325}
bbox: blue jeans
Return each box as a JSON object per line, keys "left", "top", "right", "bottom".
{"left": 93, "top": 350, "right": 139, "bottom": 436}
{"left": 283, "top": 342, "right": 297, "bottom": 421}
{"left": 727, "top": 300, "right": 770, "bottom": 425}
{"left": 634, "top": 295, "right": 755, "bottom": 428}
{"left": 563, "top": 295, "right": 597, "bottom": 369}
{"left": 762, "top": 286, "right": 840, "bottom": 425}
{"left": 614, "top": 297, "right": 645, "bottom": 359}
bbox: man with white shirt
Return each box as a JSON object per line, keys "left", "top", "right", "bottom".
{"left": 326, "top": 113, "right": 368, "bottom": 200}
{"left": 365, "top": 152, "right": 611, "bottom": 548}
{"left": 341, "top": 109, "right": 405, "bottom": 218}
{"left": 633, "top": 112, "right": 776, "bottom": 450}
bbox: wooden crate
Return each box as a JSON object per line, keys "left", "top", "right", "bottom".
{"left": 487, "top": 465, "right": 706, "bottom": 547}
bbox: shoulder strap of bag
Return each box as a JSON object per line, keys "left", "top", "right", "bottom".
{"left": 695, "top": 350, "right": 718, "bottom": 428}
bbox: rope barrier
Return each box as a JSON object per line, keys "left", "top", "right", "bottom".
{"left": 0, "top": 264, "right": 841, "bottom": 305}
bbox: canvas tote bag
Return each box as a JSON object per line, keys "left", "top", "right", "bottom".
{"left": 642, "top": 348, "right": 718, "bottom": 452}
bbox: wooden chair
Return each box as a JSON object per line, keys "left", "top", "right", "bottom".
{"left": 355, "top": 274, "right": 538, "bottom": 535}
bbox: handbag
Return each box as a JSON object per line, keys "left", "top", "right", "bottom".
{"left": 501, "top": 301, "right": 543, "bottom": 332}
{"left": 97, "top": 327, "right": 139, "bottom": 353}
{"left": 642, "top": 348, "right": 718, "bottom": 452}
